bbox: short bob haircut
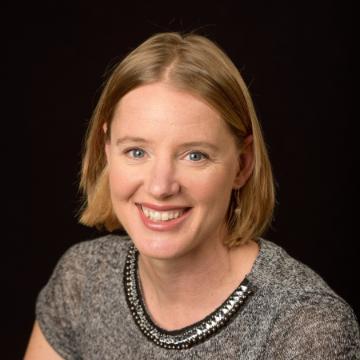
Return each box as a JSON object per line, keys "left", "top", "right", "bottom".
{"left": 79, "top": 32, "right": 275, "bottom": 247}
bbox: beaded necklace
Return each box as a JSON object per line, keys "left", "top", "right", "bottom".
{"left": 123, "top": 244, "right": 253, "bottom": 350}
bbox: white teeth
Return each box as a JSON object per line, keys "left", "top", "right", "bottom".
{"left": 141, "top": 206, "right": 186, "bottom": 222}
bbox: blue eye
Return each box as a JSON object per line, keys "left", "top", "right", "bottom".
{"left": 187, "top": 151, "right": 208, "bottom": 161}
{"left": 127, "top": 148, "right": 145, "bottom": 158}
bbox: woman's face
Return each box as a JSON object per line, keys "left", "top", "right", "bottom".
{"left": 106, "top": 82, "right": 251, "bottom": 260}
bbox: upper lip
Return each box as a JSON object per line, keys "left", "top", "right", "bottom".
{"left": 137, "top": 203, "right": 191, "bottom": 211}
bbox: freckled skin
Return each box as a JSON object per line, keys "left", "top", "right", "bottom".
{"left": 105, "top": 82, "right": 245, "bottom": 262}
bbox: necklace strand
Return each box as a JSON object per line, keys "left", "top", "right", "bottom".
{"left": 123, "top": 244, "right": 253, "bottom": 350}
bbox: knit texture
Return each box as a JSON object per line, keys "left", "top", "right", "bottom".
{"left": 36, "top": 235, "right": 360, "bottom": 359}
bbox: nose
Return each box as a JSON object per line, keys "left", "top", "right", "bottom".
{"left": 146, "top": 156, "right": 180, "bottom": 199}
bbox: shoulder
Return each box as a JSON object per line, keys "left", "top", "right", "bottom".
{"left": 57, "top": 233, "right": 131, "bottom": 272}
{"left": 64, "top": 233, "right": 131, "bottom": 255}
{"left": 251, "top": 239, "right": 340, "bottom": 297}
{"left": 248, "top": 239, "right": 360, "bottom": 358}
{"left": 35, "top": 233, "right": 133, "bottom": 358}
{"left": 250, "top": 238, "right": 356, "bottom": 311}
{"left": 248, "top": 238, "right": 359, "bottom": 323}
{"left": 38, "top": 233, "right": 132, "bottom": 298}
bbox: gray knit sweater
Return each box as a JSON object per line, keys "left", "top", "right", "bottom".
{"left": 36, "top": 235, "right": 360, "bottom": 359}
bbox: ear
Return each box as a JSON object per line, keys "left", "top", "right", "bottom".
{"left": 233, "top": 135, "right": 255, "bottom": 189}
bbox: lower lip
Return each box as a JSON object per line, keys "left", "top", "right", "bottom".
{"left": 136, "top": 205, "right": 191, "bottom": 232}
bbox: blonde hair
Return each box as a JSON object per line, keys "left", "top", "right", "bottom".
{"left": 79, "top": 32, "right": 275, "bottom": 247}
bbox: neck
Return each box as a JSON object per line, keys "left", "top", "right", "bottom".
{"left": 139, "top": 241, "right": 232, "bottom": 303}
{"left": 137, "top": 239, "right": 258, "bottom": 330}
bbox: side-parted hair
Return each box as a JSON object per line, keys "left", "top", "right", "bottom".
{"left": 79, "top": 32, "right": 275, "bottom": 247}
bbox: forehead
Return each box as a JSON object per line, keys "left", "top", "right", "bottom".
{"left": 111, "top": 82, "right": 235, "bottom": 143}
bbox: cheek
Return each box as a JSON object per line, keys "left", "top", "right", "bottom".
{"left": 108, "top": 165, "right": 141, "bottom": 200}
{"left": 185, "top": 167, "right": 235, "bottom": 205}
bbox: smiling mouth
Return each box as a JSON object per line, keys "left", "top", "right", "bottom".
{"left": 139, "top": 204, "right": 191, "bottom": 222}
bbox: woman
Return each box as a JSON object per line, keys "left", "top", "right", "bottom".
{"left": 25, "top": 32, "right": 359, "bottom": 359}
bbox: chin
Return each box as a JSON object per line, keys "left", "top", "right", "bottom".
{"left": 129, "top": 231, "right": 196, "bottom": 261}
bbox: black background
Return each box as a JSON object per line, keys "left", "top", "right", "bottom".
{"left": 4, "top": 0, "right": 356, "bottom": 358}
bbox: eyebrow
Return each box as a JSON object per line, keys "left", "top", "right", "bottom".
{"left": 179, "top": 141, "right": 220, "bottom": 152}
{"left": 116, "top": 136, "right": 148, "bottom": 146}
{"left": 115, "top": 136, "right": 220, "bottom": 151}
